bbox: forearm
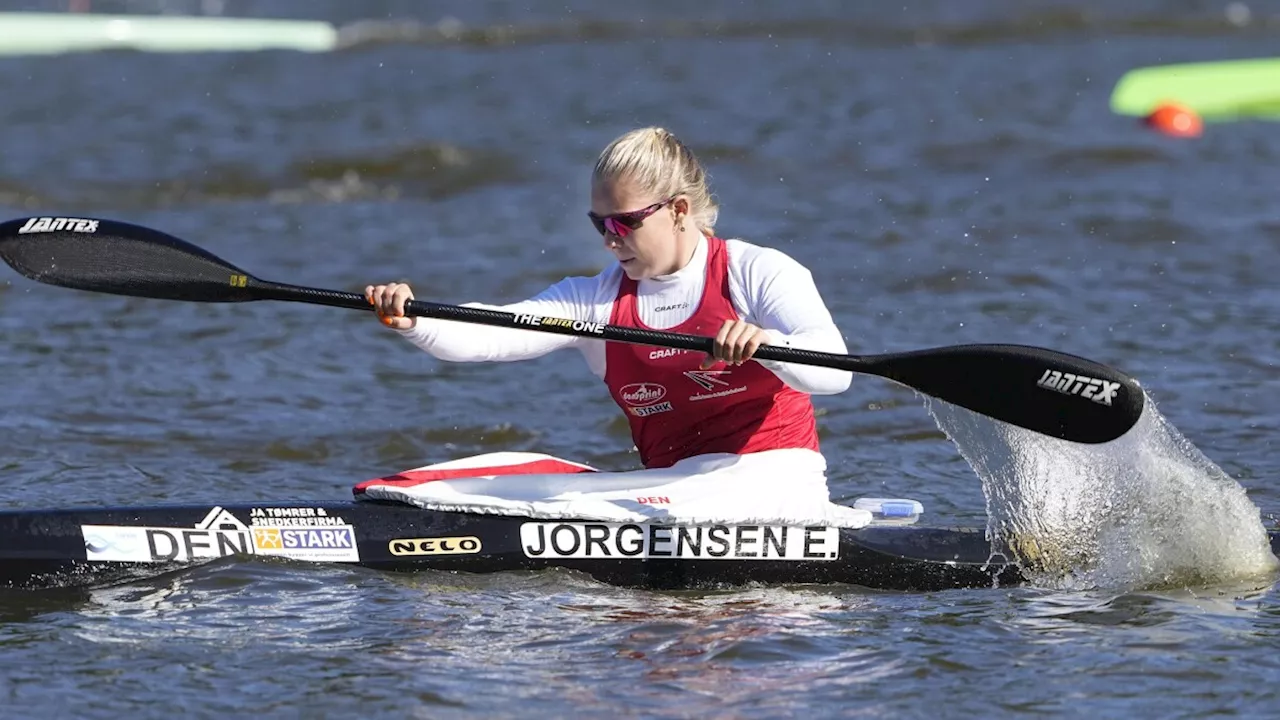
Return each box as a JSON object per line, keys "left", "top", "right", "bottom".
{"left": 397, "top": 301, "right": 582, "bottom": 362}
{"left": 758, "top": 326, "right": 852, "bottom": 394}
{"left": 730, "top": 243, "right": 853, "bottom": 395}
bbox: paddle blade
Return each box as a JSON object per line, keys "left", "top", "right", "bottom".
{"left": 867, "top": 344, "right": 1144, "bottom": 444}
{"left": 0, "top": 216, "right": 259, "bottom": 302}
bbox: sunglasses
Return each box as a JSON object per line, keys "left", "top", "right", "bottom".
{"left": 588, "top": 197, "right": 674, "bottom": 238}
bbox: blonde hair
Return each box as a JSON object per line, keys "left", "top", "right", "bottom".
{"left": 592, "top": 127, "right": 719, "bottom": 236}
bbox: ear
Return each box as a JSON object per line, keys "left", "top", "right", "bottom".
{"left": 671, "top": 196, "right": 690, "bottom": 218}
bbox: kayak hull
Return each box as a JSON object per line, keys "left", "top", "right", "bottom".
{"left": 0, "top": 501, "right": 1025, "bottom": 592}
{"left": 8, "top": 501, "right": 1276, "bottom": 592}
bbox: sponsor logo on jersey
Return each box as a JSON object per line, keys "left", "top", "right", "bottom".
{"left": 684, "top": 369, "right": 748, "bottom": 401}
{"left": 654, "top": 302, "right": 689, "bottom": 313}
{"left": 628, "top": 401, "right": 673, "bottom": 417}
{"left": 683, "top": 369, "right": 732, "bottom": 391}
{"left": 620, "top": 382, "right": 667, "bottom": 406}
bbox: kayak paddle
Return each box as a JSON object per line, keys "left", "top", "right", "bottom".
{"left": 0, "top": 215, "right": 1145, "bottom": 444}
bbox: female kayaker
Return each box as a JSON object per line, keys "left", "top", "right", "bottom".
{"left": 365, "top": 127, "right": 851, "bottom": 518}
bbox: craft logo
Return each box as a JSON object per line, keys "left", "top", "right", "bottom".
{"left": 648, "top": 348, "right": 690, "bottom": 360}
{"left": 387, "top": 536, "right": 482, "bottom": 556}
{"left": 17, "top": 217, "right": 99, "bottom": 234}
{"left": 81, "top": 506, "right": 360, "bottom": 564}
{"left": 620, "top": 383, "right": 666, "bottom": 406}
{"left": 520, "top": 523, "right": 840, "bottom": 561}
{"left": 512, "top": 313, "right": 605, "bottom": 335}
{"left": 1035, "top": 369, "right": 1121, "bottom": 406}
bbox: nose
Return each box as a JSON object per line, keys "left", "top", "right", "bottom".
{"left": 603, "top": 232, "right": 622, "bottom": 249}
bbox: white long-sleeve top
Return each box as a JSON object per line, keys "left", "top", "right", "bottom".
{"left": 397, "top": 236, "right": 851, "bottom": 395}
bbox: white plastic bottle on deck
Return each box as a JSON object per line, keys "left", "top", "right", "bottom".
{"left": 853, "top": 498, "right": 924, "bottom": 525}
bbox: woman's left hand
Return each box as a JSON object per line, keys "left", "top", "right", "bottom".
{"left": 702, "top": 319, "right": 773, "bottom": 369}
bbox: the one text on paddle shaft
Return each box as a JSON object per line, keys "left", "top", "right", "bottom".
{"left": 17, "top": 217, "right": 99, "bottom": 234}
{"left": 519, "top": 523, "right": 840, "bottom": 561}
{"left": 1036, "top": 369, "right": 1121, "bottom": 406}
{"left": 513, "top": 313, "right": 605, "bottom": 335}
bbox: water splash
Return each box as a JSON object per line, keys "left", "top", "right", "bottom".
{"left": 926, "top": 393, "right": 1278, "bottom": 590}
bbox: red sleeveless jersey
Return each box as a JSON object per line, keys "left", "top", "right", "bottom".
{"left": 604, "top": 237, "right": 821, "bottom": 469}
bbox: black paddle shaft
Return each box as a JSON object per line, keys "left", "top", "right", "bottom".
{"left": 0, "top": 215, "right": 1145, "bottom": 443}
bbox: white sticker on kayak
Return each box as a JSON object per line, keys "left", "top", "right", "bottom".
{"left": 81, "top": 506, "right": 359, "bottom": 564}
{"left": 519, "top": 522, "right": 840, "bottom": 561}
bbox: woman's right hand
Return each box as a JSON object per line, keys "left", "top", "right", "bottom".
{"left": 364, "top": 283, "right": 417, "bottom": 330}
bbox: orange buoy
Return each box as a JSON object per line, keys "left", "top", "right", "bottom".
{"left": 1143, "top": 102, "right": 1203, "bottom": 138}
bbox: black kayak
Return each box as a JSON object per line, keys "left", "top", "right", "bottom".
{"left": 6, "top": 500, "right": 1279, "bottom": 592}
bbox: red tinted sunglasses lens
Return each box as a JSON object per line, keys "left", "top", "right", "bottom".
{"left": 588, "top": 213, "right": 634, "bottom": 238}
{"left": 603, "top": 216, "right": 632, "bottom": 237}
{"left": 589, "top": 199, "right": 669, "bottom": 237}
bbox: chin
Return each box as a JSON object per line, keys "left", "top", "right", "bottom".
{"left": 620, "top": 262, "right": 650, "bottom": 280}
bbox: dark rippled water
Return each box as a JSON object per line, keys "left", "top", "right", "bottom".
{"left": 4, "top": 0, "right": 1280, "bottom": 716}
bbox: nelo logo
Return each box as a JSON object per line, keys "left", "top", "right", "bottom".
{"left": 388, "top": 536, "right": 482, "bottom": 556}
{"left": 620, "top": 383, "right": 667, "bottom": 406}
